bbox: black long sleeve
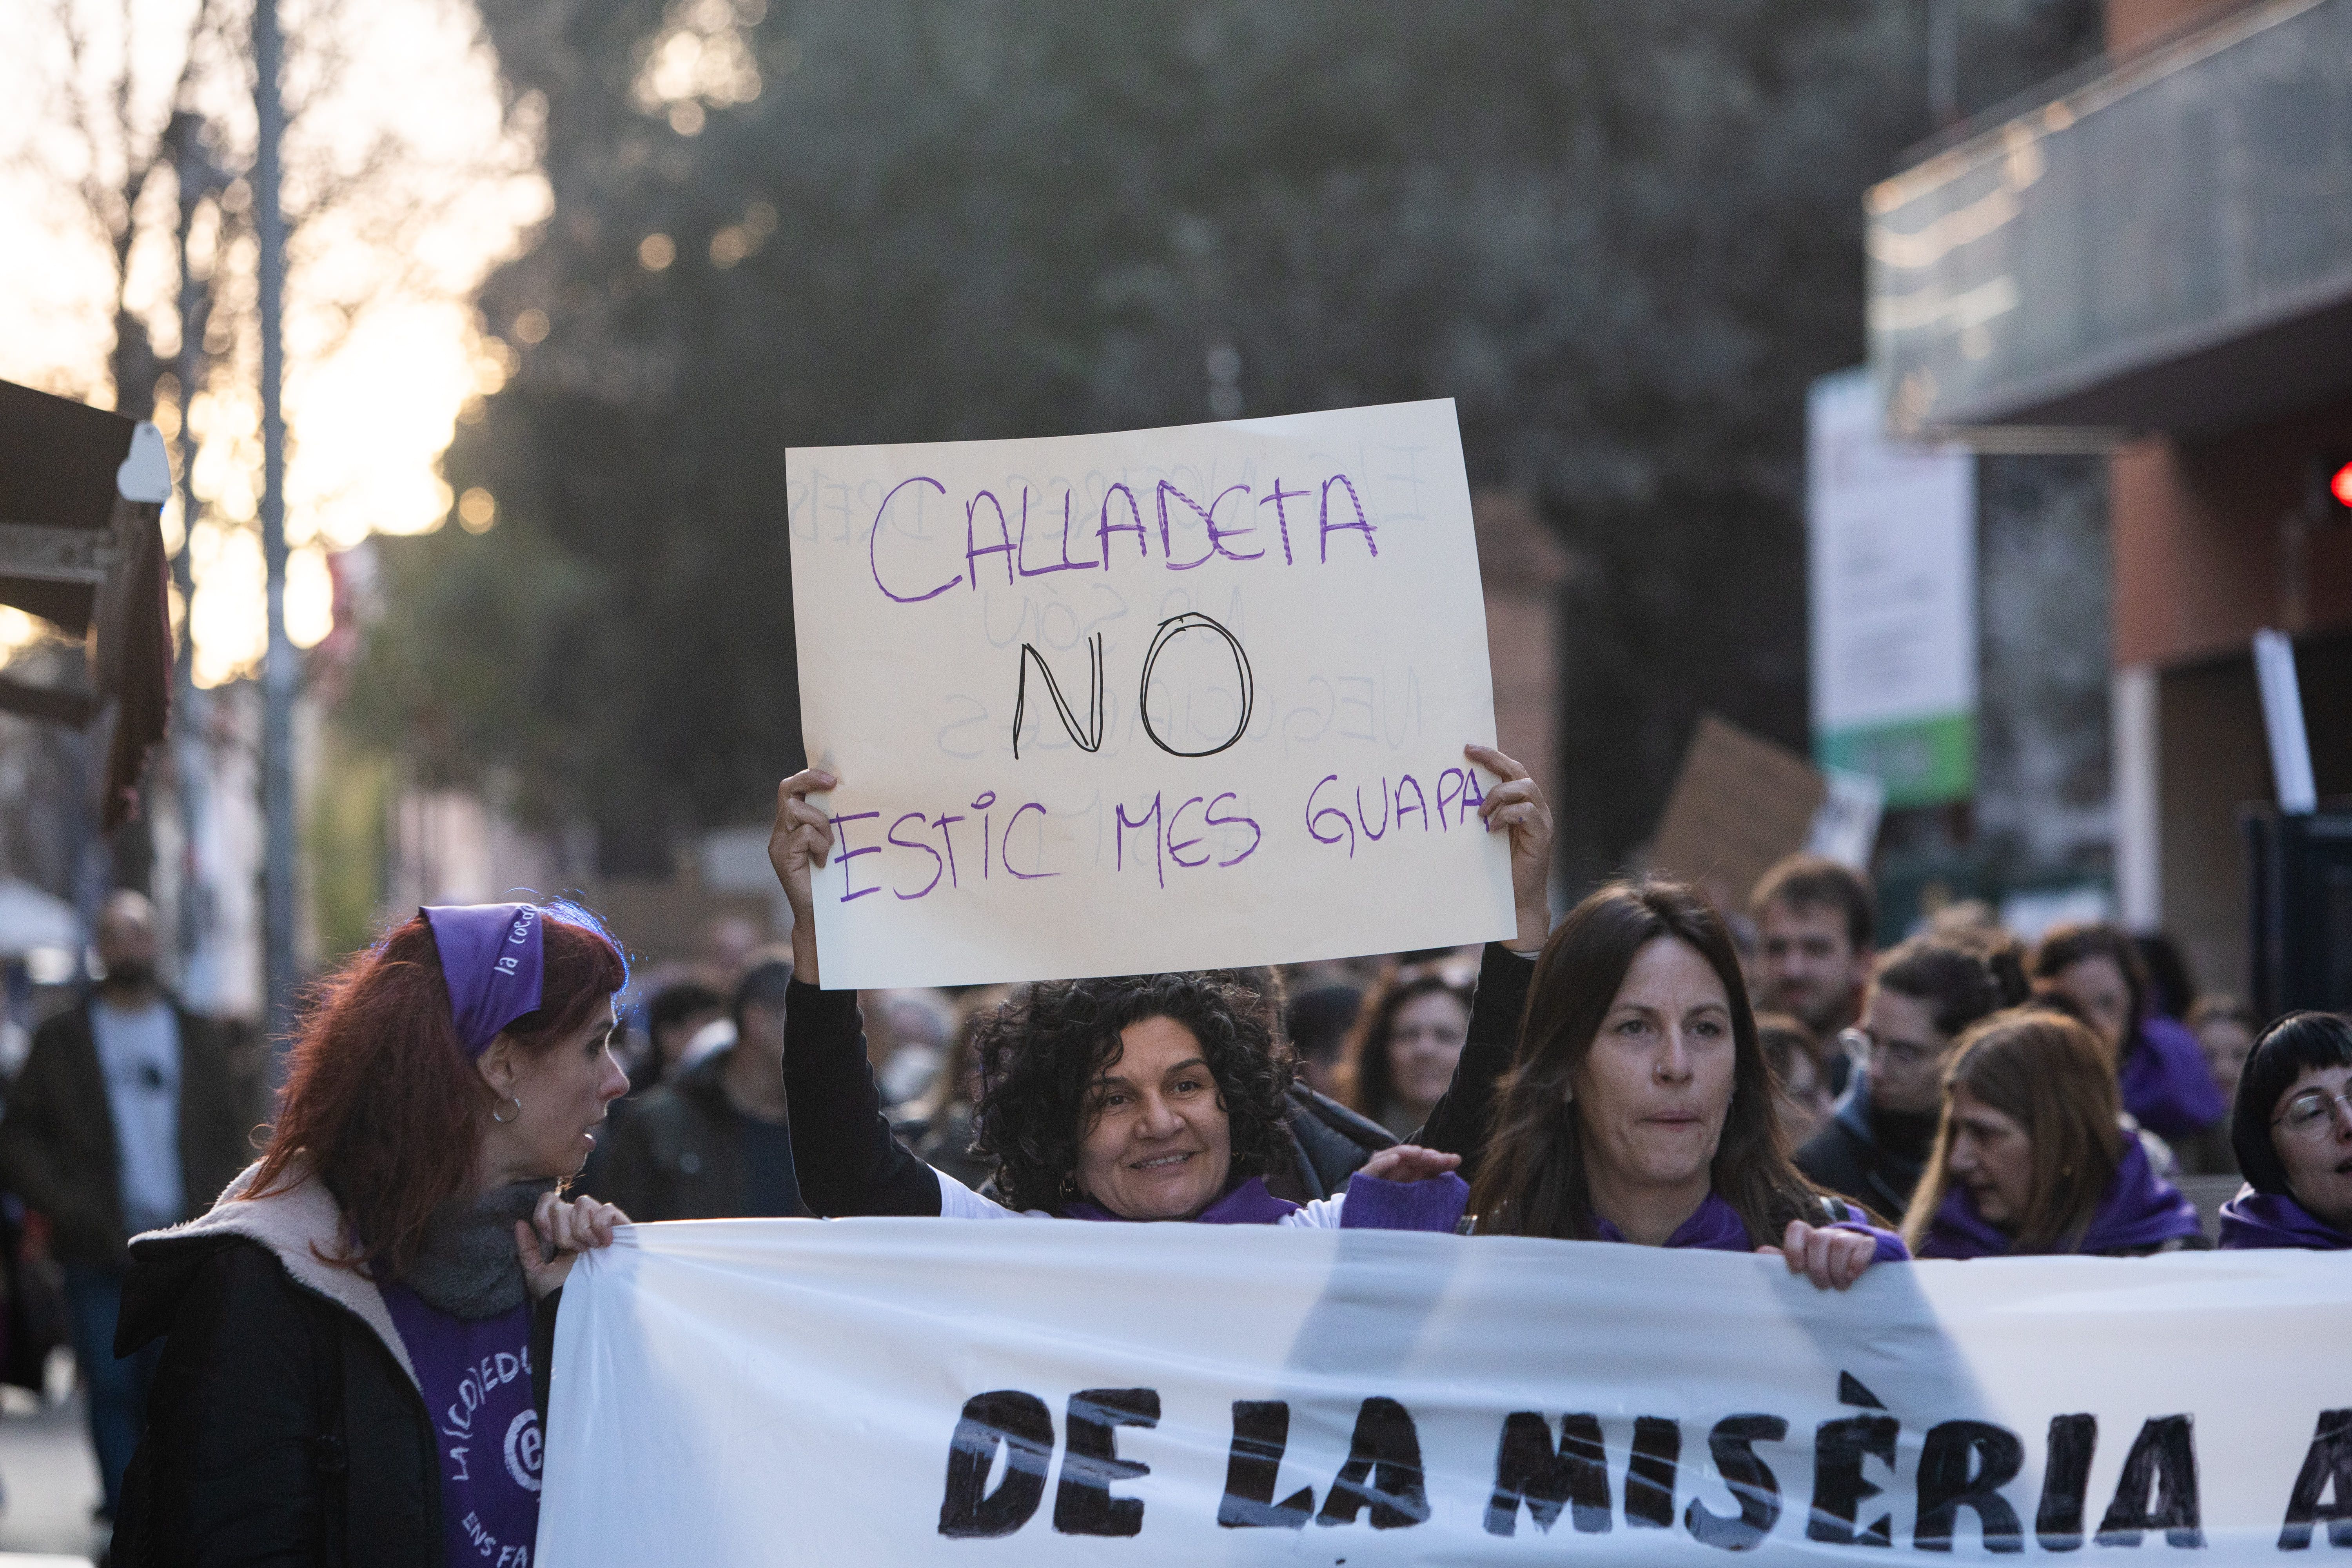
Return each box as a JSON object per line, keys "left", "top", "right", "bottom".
{"left": 1409, "top": 942, "right": 1534, "bottom": 1181}
{"left": 782, "top": 980, "right": 943, "bottom": 1216}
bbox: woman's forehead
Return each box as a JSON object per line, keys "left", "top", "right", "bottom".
{"left": 1612, "top": 936, "right": 1729, "bottom": 1007}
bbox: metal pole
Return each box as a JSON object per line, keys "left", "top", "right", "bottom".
{"left": 254, "top": 0, "right": 297, "bottom": 1034}
{"left": 1928, "top": 0, "right": 1961, "bottom": 129}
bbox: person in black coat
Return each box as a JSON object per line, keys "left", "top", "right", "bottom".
{"left": 0, "top": 890, "right": 253, "bottom": 1517}
{"left": 109, "top": 903, "right": 633, "bottom": 1566}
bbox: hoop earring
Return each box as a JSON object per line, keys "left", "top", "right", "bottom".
{"left": 492, "top": 1094, "right": 523, "bottom": 1125}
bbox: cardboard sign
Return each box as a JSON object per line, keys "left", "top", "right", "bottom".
{"left": 786, "top": 401, "right": 1512, "bottom": 987}
{"left": 541, "top": 1218, "right": 2352, "bottom": 1564}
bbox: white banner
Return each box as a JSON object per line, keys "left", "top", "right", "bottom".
{"left": 541, "top": 1220, "right": 2350, "bottom": 1564}
{"left": 785, "top": 401, "right": 1511, "bottom": 988}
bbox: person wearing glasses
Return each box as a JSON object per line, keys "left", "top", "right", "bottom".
{"left": 1901, "top": 1010, "right": 2205, "bottom": 1259}
{"left": 2217, "top": 1013, "right": 2352, "bottom": 1250}
{"left": 1794, "top": 936, "right": 2017, "bottom": 1219}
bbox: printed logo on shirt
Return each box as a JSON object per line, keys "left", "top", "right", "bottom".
{"left": 504, "top": 1408, "right": 544, "bottom": 1493}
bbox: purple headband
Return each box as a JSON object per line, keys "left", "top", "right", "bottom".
{"left": 421, "top": 903, "right": 545, "bottom": 1058}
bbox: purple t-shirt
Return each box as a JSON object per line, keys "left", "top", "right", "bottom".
{"left": 381, "top": 1282, "right": 543, "bottom": 1566}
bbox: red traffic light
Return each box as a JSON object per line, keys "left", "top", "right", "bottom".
{"left": 2332, "top": 461, "right": 2352, "bottom": 511}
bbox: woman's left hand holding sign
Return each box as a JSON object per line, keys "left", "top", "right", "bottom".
{"left": 769, "top": 768, "right": 838, "bottom": 985}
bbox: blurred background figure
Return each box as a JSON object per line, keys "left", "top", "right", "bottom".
{"left": 870, "top": 988, "right": 955, "bottom": 1106}
{"left": 637, "top": 979, "right": 726, "bottom": 1092}
{"left": 2181, "top": 994, "right": 2259, "bottom": 1173}
{"left": 1748, "top": 856, "right": 1875, "bottom": 1094}
{"left": 595, "top": 959, "right": 805, "bottom": 1220}
{"left": 1796, "top": 935, "right": 2013, "bottom": 1219}
{"left": 891, "top": 987, "right": 1010, "bottom": 1196}
{"left": 2031, "top": 922, "right": 2225, "bottom": 1142}
{"left": 1755, "top": 1011, "right": 1833, "bottom": 1149}
{"left": 1902, "top": 1010, "right": 2205, "bottom": 1259}
{"left": 1333, "top": 963, "right": 1475, "bottom": 1141}
{"left": 0, "top": 891, "right": 251, "bottom": 1521}
{"left": 1283, "top": 981, "right": 1366, "bottom": 1099}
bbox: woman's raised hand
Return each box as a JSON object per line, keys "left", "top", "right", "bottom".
{"left": 1358, "top": 1144, "right": 1464, "bottom": 1185}
{"left": 1466, "top": 744, "right": 1553, "bottom": 951}
{"left": 1758, "top": 1218, "right": 1878, "bottom": 1291}
{"left": 516, "top": 1191, "right": 629, "bottom": 1301}
{"left": 769, "top": 768, "right": 837, "bottom": 984}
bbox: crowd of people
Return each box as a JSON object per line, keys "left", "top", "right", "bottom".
{"left": 0, "top": 747, "right": 2344, "bottom": 1560}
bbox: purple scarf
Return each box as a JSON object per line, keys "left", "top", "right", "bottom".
{"left": 1595, "top": 1191, "right": 1754, "bottom": 1250}
{"left": 1594, "top": 1191, "right": 1909, "bottom": 1262}
{"left": 2218, "top": 1187, "right": 2352, "bottom": 1251}
{"left": 1062, "top": 1175, "right": 1299, "bottom": 1225}
{"left": 2119, "top": 1015, "right": 2228, "bottom": 1140}
{"left": 1921, "top": 1136, "right": 2202, "bottom": 1259}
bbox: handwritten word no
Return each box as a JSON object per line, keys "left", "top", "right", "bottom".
{"left": 1016, "top": 613, "right": 1254, "bottom": 761}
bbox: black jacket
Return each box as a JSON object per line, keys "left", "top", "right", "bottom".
{"left": 108, "top": 1163, "right": 559, "bottom": 1568}
{"left": 1795, "top": 1071, "right": 1929, "bottom": 1220}
{"left": 1410, "top": 942, "right": 1535, "bottom": 1181}
{"left": 0, "top": 996, "right": 254, "bottom": 1269}
{"left": 592, "top": 1048, "right": 804, "bottom": 1221}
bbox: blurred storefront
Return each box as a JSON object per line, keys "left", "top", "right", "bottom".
{"left": 1869, "top": 0, "right": 2352, "bottom": 996}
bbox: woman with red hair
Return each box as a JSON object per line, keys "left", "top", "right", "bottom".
{"left": 109, "top": 903, "right": 632, "bottom": 1565}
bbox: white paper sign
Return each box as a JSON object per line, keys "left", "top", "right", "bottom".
{"left": 786, "top": 401, "right": 1512, "bottom": 988}
{"left": 541, "top": 1218, "right": 2352, "bottom": 1565}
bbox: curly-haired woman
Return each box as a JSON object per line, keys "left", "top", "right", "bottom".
{"left": 109, "top": 903, "right": 632, "bottom": 1564}
{"left": 768, "top": 749, "right": 1553, "bottom": 1230}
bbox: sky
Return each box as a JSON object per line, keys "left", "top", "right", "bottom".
{"left": 0, "top": 0, "right": 549, "bottom": 686}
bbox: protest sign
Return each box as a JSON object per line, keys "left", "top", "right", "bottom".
{"left": 541, "top": 1218, "right": 2350, "bottom": 1564}
{"left": 785, "top": 400, "right": 1513, "bottom": 988}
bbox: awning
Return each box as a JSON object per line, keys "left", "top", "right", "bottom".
{"left": 0, "top": 378, "right": 176, "bottom": 829}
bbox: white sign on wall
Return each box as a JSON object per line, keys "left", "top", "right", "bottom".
{"left": 1808, "top": 369, "right": 1976, "bottom": 807}
{"left": 785, "top": 401, "right": 1512, "bottom": 989}
{"left": 541, "top": 1219, "right": 2352, "bottom": 1564}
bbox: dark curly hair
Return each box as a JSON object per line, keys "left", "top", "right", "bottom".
{"left": 971, "top": 972, "right": 1294, "bottom": 1215}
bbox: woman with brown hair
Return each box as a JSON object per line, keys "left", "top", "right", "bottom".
{"left": 1901, "top": 1010, "right": 2205, "bottom": 1259}
{"left": 1332, "top": 963, "right": 1475, "bottom": 1140}
{"left": 109, "top": 903, "right": 633, "bottom": 1565}
{"left": 1462, "top": 880, "right": 1904, "bottom": 1289}
{"left": 2031, "top": 921, "right": 2225, "bottom": 1139}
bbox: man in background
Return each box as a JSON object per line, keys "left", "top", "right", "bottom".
{"left": 597, "top": 959, "right": 805, "bottom": 1220}
{"left": 1750, "top": 854, "right": 1877, "bottom": 1095}
{"left": 0, "top": 890, "right": 250, "bottom": 1519}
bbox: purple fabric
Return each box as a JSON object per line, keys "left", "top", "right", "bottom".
{"left": 2218, "top": 1186, "right": 2352, "bottom": 1251}
{"left": 2119, "top": 1014, "right": 2228, "bottom": 1139}
{"left": 1593, "top": 1191, "right": 1909, "bottom": 1262}
{"left": 1062, "top": 1175, "right": 1300, "bottom": 1225}
{"left": 1335, "top": 1171, "right": 1470, "bottom": 1232}
{"left": 379, "top": 1283, "right": 541, "bottom": 1565}
{"left": 422, "top": 904, "right": 544, "bottom": 1058}
{"left": 1920, "top": 1136, "right": 2203, "bottom": 1259}
{"left": 1593, "top": 1191, "right": 1753, "bottom": 1250}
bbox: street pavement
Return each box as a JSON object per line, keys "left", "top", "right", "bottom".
{"left": 0, "top": 1376, "right": 104, "bottom": 1566}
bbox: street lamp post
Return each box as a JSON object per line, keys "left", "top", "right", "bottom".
{"left": 254, "top": 0, "right": 297, "bottom": 1038}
